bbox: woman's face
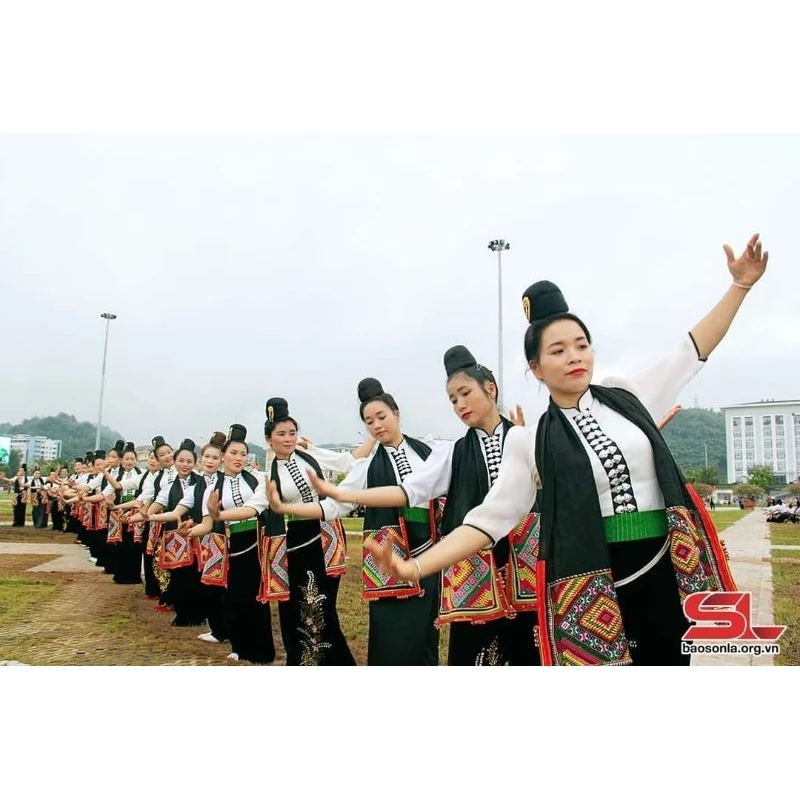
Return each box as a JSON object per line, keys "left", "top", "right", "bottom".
{"left": 530, "top": 319, "right": 594, "bottom": 400}
{"left": 59, "top": 468, "right": 68, "bottom": 479}
{"left": 268, "top": 421, "right": 298, "bottom": 459}
{"left": 201, "top": 446, "right": 222, "bottom": 475}
{"left": 155, "top": 445, "right": 174, "bottom": 468}
{"left": 147, "top": 453, "right": 160, "bottom": 472}
{"left": 174, "top": 450, "right": 196, "bottom": 478}
{"left": 17, "top": 468, "right": 24, "bottom": 478}
{"left": 33, "top": 469, "right": 41, "bottom": 479}
{"left": 222, "top": 443, "right": 248, "bottom": 474}
{"left": 447, "top": 373, "right": 497, "bottom": 430}
{"left": 361, "top": 401, "right": 400, "bottom": 445}
{"left": 122, "top": 452, "right": 138, "bottom": 471}
{"left": 106, "top": 451, "right": 120, "bottom": 469}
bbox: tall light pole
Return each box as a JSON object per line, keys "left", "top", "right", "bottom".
{"left": 95, "top": 312, "right": 117, "bottom": 449}
{"left": 488, "top": 239, "right": 510, "bottom": 412}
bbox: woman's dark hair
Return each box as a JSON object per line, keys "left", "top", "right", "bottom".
{"left": 523, "top": 312, "right": 592, "bottom": 364}
{"left": 201, "top": 431, "right": 226, "bottom": 456}
{"left": 174, "top": 438, "right": 197, "bottom": 462}
{"left": 222, "top": 424, "right": 249, "bottom": 454}
{"left": 443, "top": 345, "right": 498, "bottom": 400}
{"left": 357, "top": 378, "right": 399, "bottom": 420}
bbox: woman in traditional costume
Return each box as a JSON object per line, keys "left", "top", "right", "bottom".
{"left": 9, "top": 466, "right": 29, "bottom": 527}
{"left": 186, "top": 425, "right": 275, "bottom": 664}
{"left": 219, "top": 398, "right": 355, "bottom": 666}
{"left": 141, "top": 439, "right": 207, "bottom": 627}
{"left": 307, "top": 349, "right": 540, "bottom": 665}
{"left": 29, "top": 468, "right": 48, "bottom": 528}
{"left": 47, "top": 468, "right": 68, "bottom": 532}
{"left": 363, "top": 233, "right": 767, "bottom": 666}
{"left": 107, "top": 443, "right": 143, "bottom": 585}
{"left": 267, "top": 380, "right": 448, "bottom": 666}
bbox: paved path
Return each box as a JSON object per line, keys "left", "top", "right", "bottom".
{"left": 0, "top": 542, "right": 98, "bottom": 573}
{"left": 693, "top": 510, "right": 777, "bottom": 667}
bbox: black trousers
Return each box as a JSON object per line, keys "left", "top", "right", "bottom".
{"left": 12, "top": 502, "right": 26, "bottom": 527}
{"left": 448, "top": 610, "right": 540, "bottom": 666}
{"left": 610, "top": 537, "right": 691, "bottom": 666}
{"left": 277, "top": 520, "right": 355, "bottom": 666}
{"left": 225, "top": 531, "right": 275, "bottom": 664}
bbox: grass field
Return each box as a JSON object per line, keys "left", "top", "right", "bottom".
{"left": 1, "top": 502, "right": 797, "bottom": 665}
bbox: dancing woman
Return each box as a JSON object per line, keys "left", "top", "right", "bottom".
{"left": 363, "top": 233, "right": 767, "bottom": 666}
{"left": 267, "top": 379, "right": 449, "bottom": 666}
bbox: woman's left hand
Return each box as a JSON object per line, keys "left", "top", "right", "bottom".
{"left": 724, "top": 233, "right": 768, "bottom": 288}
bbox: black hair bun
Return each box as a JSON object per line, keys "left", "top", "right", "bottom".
{"left": 357, "top": 378, "right": 384, "bottom": 403}
{"left": 178, "top": 438, "right": 196, "bottom": 454}
{"left": 521, "top": 280, "right": 569, "bottom": 324}
{"left": 265, "top": 397, "right": 290, "bottom": 424}
{"left": 443, "top": 345, "right": 478, "bottom": 377}
{"left": 208, "top": 431, "right": 226, "bottom": 448}
{"left": 226, "top": 424, "right": 247, "bottom": 444}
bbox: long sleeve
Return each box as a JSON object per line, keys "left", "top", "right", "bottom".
{"left": 319, "top": 457, "right": 372, "bottom": 520}
{"left": 399, "top": 439, "right": 455, "bottom": 507}
{"left": 303, "top": 444, "right": 359, "bottom": 474}
{"left": 461, "top": 426, "right": 538, "bottom": 543}
{"left": 604, "top": 334, "right": 705, "bottom": 423}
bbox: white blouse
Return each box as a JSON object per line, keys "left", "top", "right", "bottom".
{"left": 199, "top": 472, "right": 261, "bottom": 516}
{"left": 319, "top": 438, "right": 452, "bottom": 521}
{"left": 137, "top": 466, "right": 177, "bottom": 505}
{"left": 463, "top": 334, "right": 704, "bottom": 542}
{"left": 102, "top": 469, "right": 141, "bottom": 497}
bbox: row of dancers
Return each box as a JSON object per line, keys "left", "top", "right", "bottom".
{"left": 5, "top": 233, "right": 767, "bottom": 665}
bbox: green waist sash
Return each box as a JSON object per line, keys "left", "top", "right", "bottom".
{"left": 121, "top": 494, "right": 135, "bottom": 503}
{"left": 402, "top": 506, "right": 430, "bottom": 524}
{"left": 228, "top": 519, "right": 258, "bottom": 534}
{"left": 603, "top": 510, "right": 668, "bottom": 544}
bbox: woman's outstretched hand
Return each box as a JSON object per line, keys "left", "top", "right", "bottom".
{"left": 657, "top": 405, "right": 681, "bottom": 430}
{"left": 509, "top": 404, "right": 526, "bottom": 427}
{"left": 363, "top": 535, "right": 418, "bottom": 583}
{"left": 308, "top": 472, "right": 343, "bottom": 501}
{"left": 268, "top": 480, "right": 287, "bottom": 513}
{"left": 724, "top": 233, "right": 768, "bottom": 288}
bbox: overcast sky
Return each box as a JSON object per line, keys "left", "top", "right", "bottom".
{"left": 1, "top": 134, "right": 797, "bottom": 449}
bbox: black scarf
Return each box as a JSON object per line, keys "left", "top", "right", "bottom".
{"left": 266, "top": 450, "right": 324, "bottom": 537}
{"left": 440, "top": 418, "right": 515, "bottom": 535}
{"left": 364, "top": 437, "right": 432, "bottom": 531}
{"left": 164, "top": 472, "right": 200, "bottom": 531}
{"left": 535, "top": 384, "right": 691, "bottom": 581}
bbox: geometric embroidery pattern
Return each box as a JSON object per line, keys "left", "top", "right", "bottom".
{"left": 200, "top": 533, "right": 228, "bottom": 587}
{"left": 667, "top": 505, "right": 718, "bottom": 601}
{"left": 320, "top": 519, "right": 347, "bottom": 577}
{"left": 107, "top": 508, "right": 123, "bottom": 545}
{"left": 548, "top": 571, "right": 631, "bottom": 666}
{"left": 506, "top": 512, "right": 540, "bottom": 609}
{"left": 159, "top": 529, "right": 194, "bottom": 569}
{"left": 258, "top": 534, "right": 290, "bottom": 603}
{"left": 362, "top": 524, "right": 422, "bottom": 601}
{"left": 436, "top": 548, "right": 514, "bottom": 628}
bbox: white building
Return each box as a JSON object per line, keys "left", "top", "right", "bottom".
{"left": 10, "top": 434, "right": 63, "bottom": 465}
{"left": 721, "top": 400, "right": 800, "bottom": 485}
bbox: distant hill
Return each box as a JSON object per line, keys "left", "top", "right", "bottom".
{"left": 660, "top": 407, "right": 727, "bottom": 476}
{"left": 0, "top": 413, "right": 126, "bottom": 462}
